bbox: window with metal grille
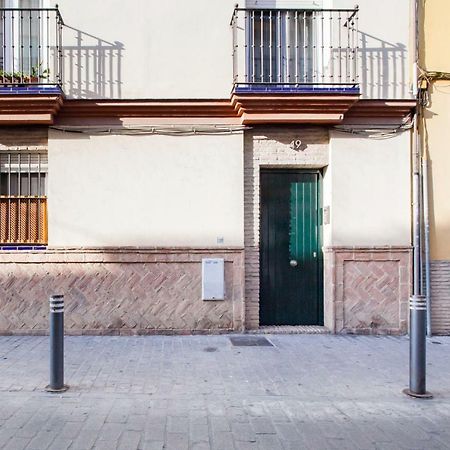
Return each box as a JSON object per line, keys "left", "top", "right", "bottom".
{"left": 247, "top": 10, "right": 314, "bottom": 84}
{"left": 0, "top": 150, "right": 47, "bottom": 244}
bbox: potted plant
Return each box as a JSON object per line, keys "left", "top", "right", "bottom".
{"left": 0, "top": 63, "right": 50, "bottom": 85}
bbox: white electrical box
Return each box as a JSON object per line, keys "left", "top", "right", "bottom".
{"left": 202, "top": 258, "right": 225, "bottom": 301}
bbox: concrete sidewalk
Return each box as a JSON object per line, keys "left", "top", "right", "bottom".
{"left": 0, "top": 335, "right": 449, "bottom": 450}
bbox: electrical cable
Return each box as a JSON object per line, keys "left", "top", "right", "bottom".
{"left": 332, "top": 113, "right": 414, "bottom": 139}
{"left": 49, "top": 124, "right": 249, "bottom": 136}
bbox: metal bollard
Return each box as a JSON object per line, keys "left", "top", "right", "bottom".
{"left": 45, "top": 295, "right": 69, "bottom": 393}
{"left": 403, "top": 295, "right": 432, "bottom": 398}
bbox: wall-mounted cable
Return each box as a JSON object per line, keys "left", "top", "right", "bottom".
{"left": 50, "top": 124, "right": 249, "bottom": 137}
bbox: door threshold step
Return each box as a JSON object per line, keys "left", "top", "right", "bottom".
{"left": 249, "top": 325, "right": 330, "bottom": 335}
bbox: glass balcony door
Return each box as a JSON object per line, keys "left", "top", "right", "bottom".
{"left": 0, "top": 0, "right": 47, "bottom": 82}
{"left": 246, "top": 10, "right": 314, "bottom": 85}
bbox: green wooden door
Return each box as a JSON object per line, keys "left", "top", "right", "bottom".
{"left": 260, "top": 170, "right": 323, "bottom": 326}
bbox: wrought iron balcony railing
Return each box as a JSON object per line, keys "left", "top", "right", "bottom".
{"left": 0, "top": 7, "right": 63, "bottom": 87}
{"left": 231, "top": 7, "right": 359, "bottom": 93}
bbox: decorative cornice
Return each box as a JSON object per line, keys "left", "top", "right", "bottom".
{"left": 0, "top": 94, "right": 416, "bottom": 126}
{"left": 343, "top": 99, "right": 416, "bottom": 125}
{"left": 58, "top": 99, "right": 237, "bottom": 118}
{"left": 0, "top": 94, "right": 64, "bottom": 125}
{"left": 231, "top": 93, "right": 360, "bottom": 124}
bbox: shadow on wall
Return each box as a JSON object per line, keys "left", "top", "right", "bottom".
{"left": 359, "top": 31, "right": 408, "bottom": 98}
{"left": 55, "top": 25, "right": 407, "bottom": 100}
{"left": 61, "top": 25, "right": 124, "bottom": 99}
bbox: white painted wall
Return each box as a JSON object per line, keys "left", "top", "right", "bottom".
{"left": 57, "top": 0, "right": 236, "bottom": 99}
{"left": 328, "top": 131, "right": 411, "bottom": 246}
{"left": 56, "top": 0, "right": 411, "bottom": 100}
{"left": 47, "top": 128, "right": 410, "bottom": 248}
{"left": 246, "top": 1, "right": 324, "bottom": 7}
{"left": 334, "top": 0, "right": 413, "bottom": 99}
{"left": 47, "top": 131, "right": 244, "bottom": 247}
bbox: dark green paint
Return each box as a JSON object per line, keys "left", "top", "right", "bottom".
{"left": 260, "top": 170, "right": 323, "bottom": 326}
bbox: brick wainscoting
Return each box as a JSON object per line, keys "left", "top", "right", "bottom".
{"left": 430, "top": 260, "right": 450, "bottom": 335}
{"left": 324, "top": 247, "right": 412, "bottom": 334}
{"left": 0, "top": 247, "right": 245, "bottom": 335}
{"left": 244, "top": 126, "right": 329, "bottom": 329}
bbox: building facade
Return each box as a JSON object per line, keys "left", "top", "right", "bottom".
{"left": 420, "top": 0, "right": 450, "bottom": 335}
{"left": 0, "top": 0, "right": 416, "bottom": 335}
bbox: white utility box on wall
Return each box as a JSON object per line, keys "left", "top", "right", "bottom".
{"left": 202, "top": 258, "right": 225, "bottom": 300}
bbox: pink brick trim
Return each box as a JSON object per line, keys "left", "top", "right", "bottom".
{"left": 0, "top": 247, "right": 245, "bottom": 335}
{"left": 244, "top": 127, "right": 329, "bottom": 329}
{"left": 324, "top": 246, "right": 412, "bottom": 335}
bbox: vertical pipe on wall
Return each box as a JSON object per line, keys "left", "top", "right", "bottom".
{"left": 412, "top": 0, "right": 422, "bottom": 299}
{"left": 412, "top": 114, "right": 421, "bottom": 297}
{"left": 423, "top": 155, "right": 432, "bottom": 336}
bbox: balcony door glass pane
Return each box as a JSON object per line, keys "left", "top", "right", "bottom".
{"left": 0, "top": 0, "right": 43, "bottom": 79}
{"left": 20, "top": 0, "right": 42, "bottom": 75}
{"left": 247, "top": 10, "right": 313, "bottom": 84}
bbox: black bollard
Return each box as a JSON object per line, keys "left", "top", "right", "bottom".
{"left": 403, "top": 295, "right": 432, "bottom": 399}
{"left": 45, "top": 295, "right": 69, "bottom": 393}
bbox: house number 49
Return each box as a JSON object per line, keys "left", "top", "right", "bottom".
{"left": 290, "top": 139, "right": 303, "bottom": 151}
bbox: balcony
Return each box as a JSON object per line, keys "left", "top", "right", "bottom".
{"left": 230, "top": 7, "right": 360, "bottom": 124}
{"left": 0, "top": 7, "right": 64, "bottom": 124}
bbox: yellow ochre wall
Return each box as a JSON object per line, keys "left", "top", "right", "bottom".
{"left": 421, "top": 0, "right": 450, "bottom": 260}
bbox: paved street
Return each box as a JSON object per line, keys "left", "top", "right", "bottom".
{"left": 0, "top": 334, "right": 449, "bottom": 450}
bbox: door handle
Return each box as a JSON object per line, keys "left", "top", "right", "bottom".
{"left": 290, "top": 260, "right": 298, "bottom": 267}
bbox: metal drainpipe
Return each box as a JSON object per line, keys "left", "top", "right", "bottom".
{"left": 412, "top": 0, "right": 421, "bottom": 299}
{"left": 412, "top": 113, "right": 421, "bottom": 298}
{"left": 423, "top": 154, "right": 432, "bottom": 336}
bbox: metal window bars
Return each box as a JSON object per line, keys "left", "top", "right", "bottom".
{"left": 0, "top": 151, "right": 48, "bottom": 244}
{"left": 0, "top": 7, "right": 63, "bottom": 86}
{"left": 231, "top": 7, "right": 359, "bottom": 92}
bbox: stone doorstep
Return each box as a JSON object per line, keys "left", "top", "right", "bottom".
{"left": 248, "top": 325, "right": 330, "bottom": 335}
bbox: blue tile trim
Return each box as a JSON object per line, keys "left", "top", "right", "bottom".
{"left": 1, "top": 245, "right": 47, "bottom": 251}
{"left": 233, "top": 84, "right": 360, "bottom": 94}
{"left": 0, "top": 85, "right": 63, "bottom": 95}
